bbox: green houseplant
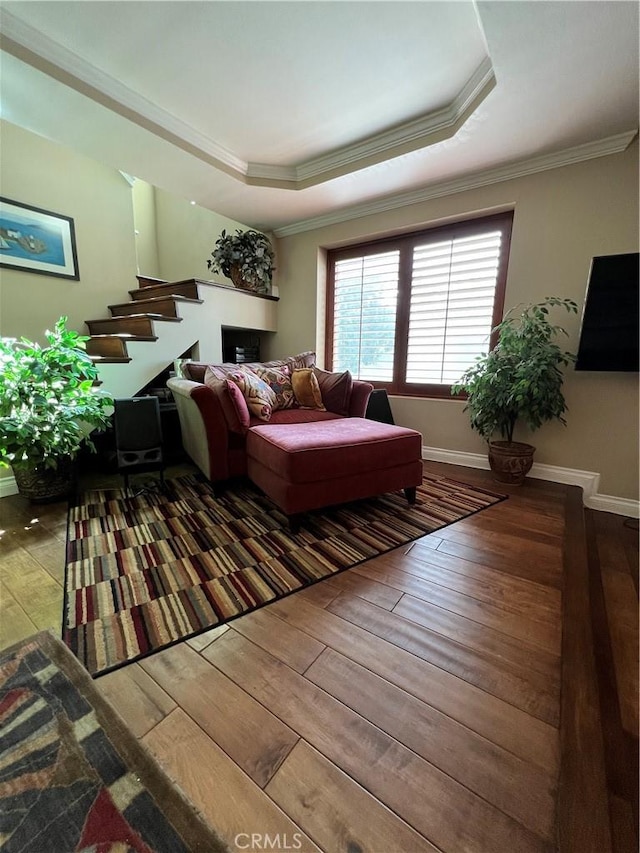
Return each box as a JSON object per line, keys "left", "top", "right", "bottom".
{"left": 207, "top": 228, "right": 275, "bottom": 294}
{"left": 451, "top": 296, "right": 578, "bottom": 484}
{"left": 0, "top": 317, "right": 113, "bottom": 501}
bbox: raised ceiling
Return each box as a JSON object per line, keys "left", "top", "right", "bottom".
{"left": 0, "top": 1, "right": 638, "bottom": 234}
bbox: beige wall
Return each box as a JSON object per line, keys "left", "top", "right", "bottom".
{"left": 132, "top": 179, "right": 160, "bottom": 278}
{"left": 154, "top": 188, "right": 254, "bottom": 283}
{"left": 0, "top": 120, "right": 137, "bottom": 343}
{"left": 275, "top": 141, "right": 640, "bottom": 500}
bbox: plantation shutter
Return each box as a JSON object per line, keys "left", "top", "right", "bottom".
{"left": 332, "top": 250, "right": 400, "bottom": 381}
{"left": 406, "top": 229, "right": 504, "bottom": 384}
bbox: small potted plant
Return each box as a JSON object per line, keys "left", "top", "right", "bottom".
{"left": 207, "top": 228, "right": 275, "bottom": 294}
{"left": 0, "top": 317, "right": 113, "bottom": 501}
{"left": 451, "top": 296, "right": 578, "bottom": 484}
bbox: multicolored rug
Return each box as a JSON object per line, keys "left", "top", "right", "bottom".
{"left": 0, "top": 631, "right": 228, "bottom": 852}
{"left": 64, "top": 473, "right": 505, "bottom": 676}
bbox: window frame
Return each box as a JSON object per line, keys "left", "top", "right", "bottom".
{"left": 325, "top": 211, "right": 514, "bottom": 398}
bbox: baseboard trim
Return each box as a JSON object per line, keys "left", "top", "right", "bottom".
{"left": 585, "top": 493, "right": 640, "bottom": 518}
{"left": 0, "top": 475, "right": 18, "bottom": 498}
{"left": 422, "top": 445, "right": 639, "bottom": 518}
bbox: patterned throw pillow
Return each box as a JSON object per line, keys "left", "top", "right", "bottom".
{"left": 228, "top": 371, "right": 277, "bottom": 421}
{"left": 313, "top": 367, "right": 353, "bottom": 415}
{"left": 287, "top": 351, "right": 317, "bottom": 370}
{"left": 291, "top": 368, "right": 326, "bottom": 410}
{"left": 250, "top": 365, "right": 296, "bottom": 410}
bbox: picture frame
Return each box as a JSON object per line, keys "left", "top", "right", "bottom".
{"left": 0, "top": 197, "right": 80, "bottom": 280}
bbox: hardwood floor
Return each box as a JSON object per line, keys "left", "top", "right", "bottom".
{"left": 0, "top": 461, "right": 637, "bottom": 852}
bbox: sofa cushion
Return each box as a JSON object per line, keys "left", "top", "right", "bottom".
{"left": 251, "top": 365, "right": 296, "bottom": 410}
{"left": 313, "top": 367, "right": 353, "bottom": 416}
{"left": 291, "top": 368, "right": 325, "bottom": 410}
{"left": 228, "top": 370, "right": 276, "bottom": 421}
{"left": 251, "top": 409, "right": 341, "bottom": 427}
{"left": 204, "top": 368, "right": 251, "bottom": 434}
{"left": 247, "top": 417, "right": 422, "bottom": 484}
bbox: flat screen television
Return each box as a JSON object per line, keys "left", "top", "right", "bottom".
{"left": 575, "top": 252, "right": 639, "bottom": 372}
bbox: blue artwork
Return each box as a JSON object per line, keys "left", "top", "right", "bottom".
{"left": 0, "top": 214, "right": 65, "bottom": 267}
{"left": 0, "top": 198, "right": 79, "bottom": 279}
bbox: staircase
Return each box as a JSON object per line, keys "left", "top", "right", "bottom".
{"left": 86, "top": 275, "right": 279, "bottom": 398}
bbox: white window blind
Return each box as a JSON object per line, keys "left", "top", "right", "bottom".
{"left": 333, "top": 251, "right": 399, "bottom": 381}
{"left": 406, "top": 230, "right": 503, "bottom": 384}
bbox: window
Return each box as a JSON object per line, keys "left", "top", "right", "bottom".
{"left": 326, "top": 212, "right": 513, "bottom": 397}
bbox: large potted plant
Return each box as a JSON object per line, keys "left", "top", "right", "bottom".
{"left": 0, "top": 317, "right": 113, "bottom": 501}
{"left": 451, "top": 296, "right": 578, "bottom": 484}
{"left": 207, "top": 228, "right": 275, "bottom": 294}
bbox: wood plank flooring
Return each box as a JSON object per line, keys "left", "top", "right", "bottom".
{"left": 0, "top": 461, "right": 637, "bottom": 853}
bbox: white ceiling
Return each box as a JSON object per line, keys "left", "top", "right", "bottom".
{"left": 0, "top": 1, "right": 638, "bottom": 235}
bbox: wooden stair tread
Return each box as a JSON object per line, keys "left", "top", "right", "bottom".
{"left": 89, "top": 356, "right": 132, "bottom": 364}
{"left": 86, "top": 315, "right": 182, "bottom": 323}
{"left": 87, "top": 333, "right": 158, "bottom": 341}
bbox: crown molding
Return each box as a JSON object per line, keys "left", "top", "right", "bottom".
{"left": 0, "top": 10, "right": 248, "bottom": 177}
{"left": 247, "top": 58, "right": 495, "bottom": 188}
{"left": 0, "top": 8, "right": 494, "bottom": 190}
{"left": 274, "top": 130, "right": 638, "bottom": 237}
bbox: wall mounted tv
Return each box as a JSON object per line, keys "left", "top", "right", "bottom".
{"left": 575, "top": 252, "right": 639, "bottom": 372}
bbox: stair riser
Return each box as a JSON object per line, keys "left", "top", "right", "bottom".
{"left": 136, "top": 275, "right": 167, "bottom": 288}
{"left": 86, "top": 338, "right": 128, "bottom": 357}
{"left": 87, "top": 317, "right": 155, "bottom": 336}
{"left": 110, "top": 300, "right": 179, "bottom": 318}
{"left": 130, "top": 281, "right": 200, "bottom": 301}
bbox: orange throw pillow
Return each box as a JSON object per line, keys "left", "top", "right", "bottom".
{"left": 291, "top": 368, "right": 326, "bottom": 410}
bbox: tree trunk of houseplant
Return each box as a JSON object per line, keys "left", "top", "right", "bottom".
{"left": 487, "top": 441, "right": 535, "bottom": 485}
{"left": 13, "top": 457, "right": 76, "bottom": 503}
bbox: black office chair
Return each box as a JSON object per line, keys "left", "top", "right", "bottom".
{"left": 113, "top": 397, "right": 164, "bottom": 495}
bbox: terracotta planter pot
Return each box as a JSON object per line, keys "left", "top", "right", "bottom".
{"left": 488, "top": 441, "right": 535, "bottom": 485}
{"left": 13, "top": 458, "right": 76, "bottom": 503}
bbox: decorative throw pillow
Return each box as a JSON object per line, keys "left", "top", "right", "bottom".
{"left": 203, "top": 368, "right": 251, "bottom": 433}
{"left": 313, "top": 367, "right": 353, "bottom": 415}
{"left": 203, "top": 362, "right": 244, "bottom": 382}
{"left": 291, "top": 368, "right": 326, "bottom": 410}
{"left": 287, "top": 351, "right": 317, "bottom": 370}
{"left": 228, "top": 370, "right": 276, "bottom": 421}
{"left": 250, "top": 365, "right": 296, "bottom": 410}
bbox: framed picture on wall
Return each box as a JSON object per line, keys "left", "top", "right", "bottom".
{"left": 0, "top": 197, "right": 80, "bottom": 280}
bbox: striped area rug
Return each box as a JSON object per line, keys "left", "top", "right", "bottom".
{"left": 64, "top": 472, "right": 505, "bottom": 676}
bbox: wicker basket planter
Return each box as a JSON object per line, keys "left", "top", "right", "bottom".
{"left": 229, "top": 264, "right": 262, "bottom": 293}
{"left": 13, "top": 457, "right": 76, "bottom": 503}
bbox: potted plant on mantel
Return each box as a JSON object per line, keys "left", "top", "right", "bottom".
{"left": 451, "top": 296, "right": 578, "bottom": 484}
{"left": 207, "top": 228, "right": 275, "bottom": 294}
{"left": 0, "top": 317, "right": 113, "bottom": 502}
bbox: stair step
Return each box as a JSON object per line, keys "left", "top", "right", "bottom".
{"left": 137, "top": 275, "right": 167, "bottom": 288}
{"left": 85, "top": 315, "right": 180, "bottom": 336}
{"left": 86, "top": 336, "right": 129, "bottom": 358}
{"left": 130, "top": 280, "right": 202, "bottom": 301}
{"left": 109, "top": 296, "right": 203, "bottom": 318}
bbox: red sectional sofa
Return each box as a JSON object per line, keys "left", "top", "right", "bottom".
{"left": 167, "top": 352, "right": 423, "bottom": 524}
{"left": 166, "top": 352, "right": 374, "bottom": 485}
